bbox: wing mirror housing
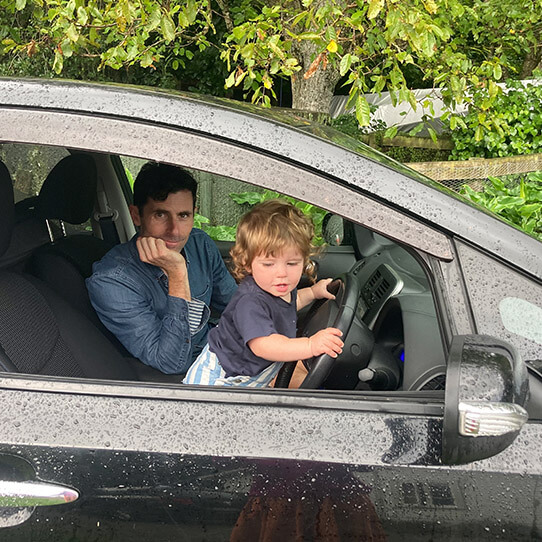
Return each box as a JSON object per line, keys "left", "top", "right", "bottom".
{"left": 443, "top": 335, "right": 529, "bottom": 465}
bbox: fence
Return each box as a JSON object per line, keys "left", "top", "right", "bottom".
{"left": 407, "top": 153, "right": 542, "bottom": 191}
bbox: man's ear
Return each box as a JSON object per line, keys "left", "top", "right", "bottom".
{"left": 129, "top": 205, "right": 141, "bottom": 227}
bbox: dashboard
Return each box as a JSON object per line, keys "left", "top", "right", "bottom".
{"left": 317, "top": 225, "right": 446, "bottom": 392}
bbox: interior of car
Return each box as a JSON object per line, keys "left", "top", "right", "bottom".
{"left": 0, "top": 144, "right": 447, "bottom": 392}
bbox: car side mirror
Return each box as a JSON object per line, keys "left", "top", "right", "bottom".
{"left": 322, "top": 214, "right": 345, "bottom": 246}
{"left": 442, "top": 334, "right": 529, "bottom": 465}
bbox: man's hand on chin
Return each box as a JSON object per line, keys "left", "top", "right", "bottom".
{"left": 136, "top": 237, "right": 190, "bottom": 300}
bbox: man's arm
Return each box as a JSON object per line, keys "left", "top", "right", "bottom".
{"left": 137, "top": 235, "right": 209, "bottom": 337}
{"left": 86, "top": 242, "right": 207, "bottom": 374}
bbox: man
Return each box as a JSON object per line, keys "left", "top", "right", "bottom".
{"left": 87, "top": 162, "right": 237, "bottom": 374}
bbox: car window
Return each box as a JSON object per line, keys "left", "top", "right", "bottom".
{"left": 0, "top": 132, "right": 447, "bottom": 395}
{"left": 0, "top": 143, "right": 91, "bottom": 236}
{"left": 457, "top": 241, "right": 542, "bottom": 362}
{"left": 0, "top": 143, "right": 69, "bottom": 203}
{"left": 119, "top": 155, "right": 353, "bottom": 250}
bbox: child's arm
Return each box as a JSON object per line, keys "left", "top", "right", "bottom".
{"left": 248, "top": 328, "right": 343, "bottom": 362}
{"left": 297, "top": 278, "right": 336, "bottom": 310}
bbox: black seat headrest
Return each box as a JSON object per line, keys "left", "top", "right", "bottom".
{"left": 36, "top": 154, "right": 97, "bottom": 225}
{"left": 0, "top": 161, "right": 15, "bottom": 257}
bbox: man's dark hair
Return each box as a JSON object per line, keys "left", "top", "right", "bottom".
{"left": 133, "top": 162, "right": 198, "bottom": 213}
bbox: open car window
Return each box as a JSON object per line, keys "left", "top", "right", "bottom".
{"left": 0, "top": 139, "right": 447, "bottom": 397}
{"left": 118, "top": 155, "right": 445, "bottom": 393}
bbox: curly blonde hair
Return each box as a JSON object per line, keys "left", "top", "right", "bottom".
{"left": 230, "top": 199, "right": 318, "bottom": 283}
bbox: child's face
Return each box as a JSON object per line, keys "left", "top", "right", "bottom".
{"left": 249, "top": 245, "right": 304, "bottom": 301}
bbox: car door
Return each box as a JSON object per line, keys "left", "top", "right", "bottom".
{"left": 0, "top": 378, "right": 433, "bottom": 540}
{"left": 0, "top": 354, "right": 534, "bottom": 541}
{"left": 0, "top": 103, "right": 538, "bottom": 541}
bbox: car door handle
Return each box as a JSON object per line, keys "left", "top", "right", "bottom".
{"left": 0, "top": 480, "right": 79, "bottom": 507}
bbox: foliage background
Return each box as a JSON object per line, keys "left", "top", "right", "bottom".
{"left": 1, "top": 0, "right": 541, "bottom": 242}
{"left": 450, "top": 79, "right": 542, "bottom": 160}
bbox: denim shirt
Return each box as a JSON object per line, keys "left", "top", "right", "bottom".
{"left": 86, "top": 229, "right": 237, "bottom": 374}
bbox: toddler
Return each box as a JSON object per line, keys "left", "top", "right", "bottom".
{"left": 183, "top": 200, "right": 343, "bottom": 387}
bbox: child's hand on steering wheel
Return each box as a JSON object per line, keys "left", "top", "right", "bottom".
{"left": 309, "top": 328, "right": 343, "bottom": 358}
{"left": 310, "top": 278, "right": 336, "bottom": 301}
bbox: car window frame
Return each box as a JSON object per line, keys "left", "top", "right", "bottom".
{"left": 0, "top": 107, "right": 452, "bottom": 260}
{"left": 0, "top": 106, "right": 454, "bottom": 412}
{"left": 0, "top": 372, "right": 445, "bottom": 415}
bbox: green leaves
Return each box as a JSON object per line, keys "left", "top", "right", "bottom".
{"left": 339, "top": 53, "right": 355, "bottom": 76}
{"left": 461, "top": 173, "right": 542, "bottom": 241}
{"left": 4, "top": 0, "right": 212, "bottom": 74}
{"left": 422, "top": 0, "right": 437, "bottom": 14}
{"left": 367, "top": 0, "right": 384, "bottom": 20}
{"left": 449, "top": 80, "right": 542, "bottom": 160}
{"left": 76, "top": 7, "right": 88, "bottom": 26}
{"left": 65, "top": 23, "right": 79, "bottom": 42}
{"left": 2, "top": 0, "right": 538, "bottom": 146}
{"left": 355, "top": 94, "right": 371, "bottom": 126}
{"left": 225, "top": 70, "right": 236, "bottom": 88}
{"left": 52, "top": 50, "right": 63, "bottom": 74}
{"left": 145, "top": 6, "right": 161, "bottom": 32}
{"left": 161, "top": 15, "right": 176, "bottom": 42}
{"left": 194, "top": 213, "right": 237, "bottom": 241}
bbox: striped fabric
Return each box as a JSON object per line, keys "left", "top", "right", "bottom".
{"left": 183, "top": 343, "right": 283, "bottom": 387}
{"left": 186, "top": 298, "right": 207, "bottom": 335}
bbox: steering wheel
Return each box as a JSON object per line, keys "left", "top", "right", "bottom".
{"left": 275, "top": 271, "right": 363, "bottom": 389}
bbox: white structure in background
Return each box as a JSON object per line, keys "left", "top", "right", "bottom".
{"left": 330, "top": 80, "right": 541, "bottom": 134}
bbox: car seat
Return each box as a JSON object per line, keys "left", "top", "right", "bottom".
{"left": 0, "top": 159, "right": 138, "bottom": 380}
{"left": 19, "top": 154, "right": 184, "bottom": 383}
{"left": 24, "top": 154, "right": 114, "bottom": 321}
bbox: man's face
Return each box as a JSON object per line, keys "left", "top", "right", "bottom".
{"left": 129, "top": 190, "right": 195, "bottom": 253}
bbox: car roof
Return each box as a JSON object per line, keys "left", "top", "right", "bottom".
{"left": 0, "top": 77, "right": 540, "bottom": 279}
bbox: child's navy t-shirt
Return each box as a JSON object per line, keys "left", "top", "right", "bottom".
{"left": 208, "top": 276, "right": 297, "bottom": 377}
